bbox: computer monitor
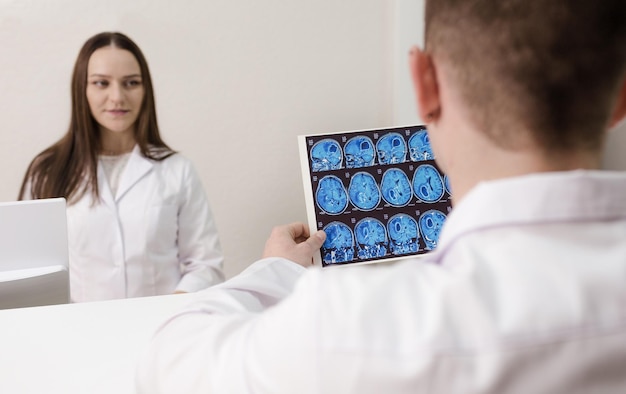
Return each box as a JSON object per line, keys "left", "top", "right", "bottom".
{"left": 0, "top": 198, "right": 69, "bottom": 309}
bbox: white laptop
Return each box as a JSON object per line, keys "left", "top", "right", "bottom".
{"left": 0, "top": 198, "right": 69, "bottom": 309}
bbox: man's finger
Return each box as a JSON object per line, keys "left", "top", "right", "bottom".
{"left": 288, "top": 222, "right": 310, "bottom": 240}
{"left": 300, "top": 230, "right": 326, "bottom": 253}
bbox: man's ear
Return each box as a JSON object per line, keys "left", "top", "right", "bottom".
{"left": 608, "top": 76, "right": 626, "bottom": 129}
{"left": 408, "top": 46, "right": 441, "bottom": 122}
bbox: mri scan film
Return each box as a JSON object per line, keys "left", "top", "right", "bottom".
{"left": 299, "top": 125, "right": 452, "bottom": 267}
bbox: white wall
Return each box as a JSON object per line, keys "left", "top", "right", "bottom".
{"left": 392, "top": 0, "right": 424, "bottom": 126}
{"left": 0, "top": 0, "right": 394, "bottom": 278}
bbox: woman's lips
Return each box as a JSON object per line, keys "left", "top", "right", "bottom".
{"left": 107, "top": 109, "right": 129, "bottom": 116}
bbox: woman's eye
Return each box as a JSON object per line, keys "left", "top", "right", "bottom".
{"left": 125, "top": 80, "right": 142, "bottom": 87}
{"left": 92, "top": 80, "right": 108, "bottom": 87}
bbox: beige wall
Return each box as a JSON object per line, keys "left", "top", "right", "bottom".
{"left": 603, "top": 123, "right": 626, "bottom": 170}
{"left": 392, "top": 0, "right": 423, "bottom": 125}
{"left": 0, "top": 0, "right": 394, "bottom": 278}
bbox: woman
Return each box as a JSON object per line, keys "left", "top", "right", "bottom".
{"left": 19, "top": 32, "right": 224, "bottom": 302}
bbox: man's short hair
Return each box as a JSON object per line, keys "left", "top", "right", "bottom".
{"left": 425, "top": 0, "right": 626, "bottom": 152}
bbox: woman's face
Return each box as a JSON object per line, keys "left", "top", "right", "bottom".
{"left": 86, "top": 46, "right": 145, "bottom": 137}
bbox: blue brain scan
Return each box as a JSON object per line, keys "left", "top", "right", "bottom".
{"left": 419, "top": 210, "right": 447, "bottom": 250}
{"left": 381, "top": 168, "right": 412, "bottom": 207}
{"left": 315, "top": 175, "right": 348, "bottom": 214}
{"left": 348, "top": 172, "right": 381, "bottom": 211}
{"left": 355, "top": 218, "right": 388, "bottom": 259}
{"left": 344, "top": 136, "right": 376, "bottom": 168}
{"left": 376, "top": 132, "right": 407, "bottom": 165}
{"left": 412, "top": 164, "right": 445, "bottom": 203}
{"left": 387, "top": 214, "right": 419, "bottom": 255}
{"left": 444, "top": 174, "right": 452, "bottom": 195}
{"left": 322, "top": 222, "right": 355, "bottom": 264}
{"left": 311, "top": 139, "right": 343, "bottom": 171}
{"left": 408, "top": 130, "right": 434, "bottom": 161}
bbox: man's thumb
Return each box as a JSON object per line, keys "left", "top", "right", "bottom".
{"left": 307, "top": 230, "right": 326, "bottom": 251}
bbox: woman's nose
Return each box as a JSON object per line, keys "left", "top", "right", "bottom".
{"left": 108, "top": 83, "right": 124, "bottom": 103}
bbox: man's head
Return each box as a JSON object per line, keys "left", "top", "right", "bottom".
{"left": 422, "top": 0, "right": 626, "bottom": 154}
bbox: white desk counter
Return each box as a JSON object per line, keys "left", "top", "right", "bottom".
{"left": 0, "top": 293, "right": 198, "bottom": 394}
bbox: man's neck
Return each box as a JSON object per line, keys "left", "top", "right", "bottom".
{"left": 446, "top": 137, "right": 602, "bottom": 205}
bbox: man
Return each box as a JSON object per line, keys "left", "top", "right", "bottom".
{"left": 137, "top": 1, "right": 626, "bottom": 392}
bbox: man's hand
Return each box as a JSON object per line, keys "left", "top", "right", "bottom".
{"left": 262, "top": 222, "right": 326, "bottom": 267}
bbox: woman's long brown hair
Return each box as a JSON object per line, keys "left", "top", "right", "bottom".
{"left": 18, "top": 32, "right": 174, "bottom": 204}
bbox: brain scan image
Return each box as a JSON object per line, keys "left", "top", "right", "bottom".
{"left": 348, "top": 172, "right": 381, "bottom": 211}
{"left": 315, "top": 175, "right": 348, "bottom": 214}
{"left": 444, "top": 174, "right": 452, "bottom": 195}
{"left": 381, "top": 168, "right": 412, "bottom": 207}
{"left": 303, "top": 126, "right": 455, "bottom": 266}
{"left": 412, "top": 164, "right": 445, "bottom": 203}
{"left": 354, "top": 218, "right": 388, "bottom": 259}
{"left": 419, "top": 210, "right": 447, "bottom": 250}
{"left": 311, "top": 139, "right": 343, "bottom": 171}
{"left": 376, "top": 132, "right": 407, "bottom": 165}
{"left": 322, "top": 222, "right": 355, "bottom": 264}
{"left": 344, "top": 136, "right": 376, "bottom": 168}
{"left": 408, "top": 130, "right": 434, "bottom": 161}
{"left": 387, "top": 214, "right": 419, "bottom": 255}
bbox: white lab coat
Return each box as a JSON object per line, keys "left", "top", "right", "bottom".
{"left": 67, "top": 146, "right": 224, "bottom": 302}
{"left": 136, "top": 170, "right": 626, "bottom": 393}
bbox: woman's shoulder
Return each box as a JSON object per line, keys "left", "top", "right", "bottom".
{"left": 142, "top": 145, "right": 183, "bottom": 163}
{"left": 146, "top": 148, "right": 197, "bottom": 174}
